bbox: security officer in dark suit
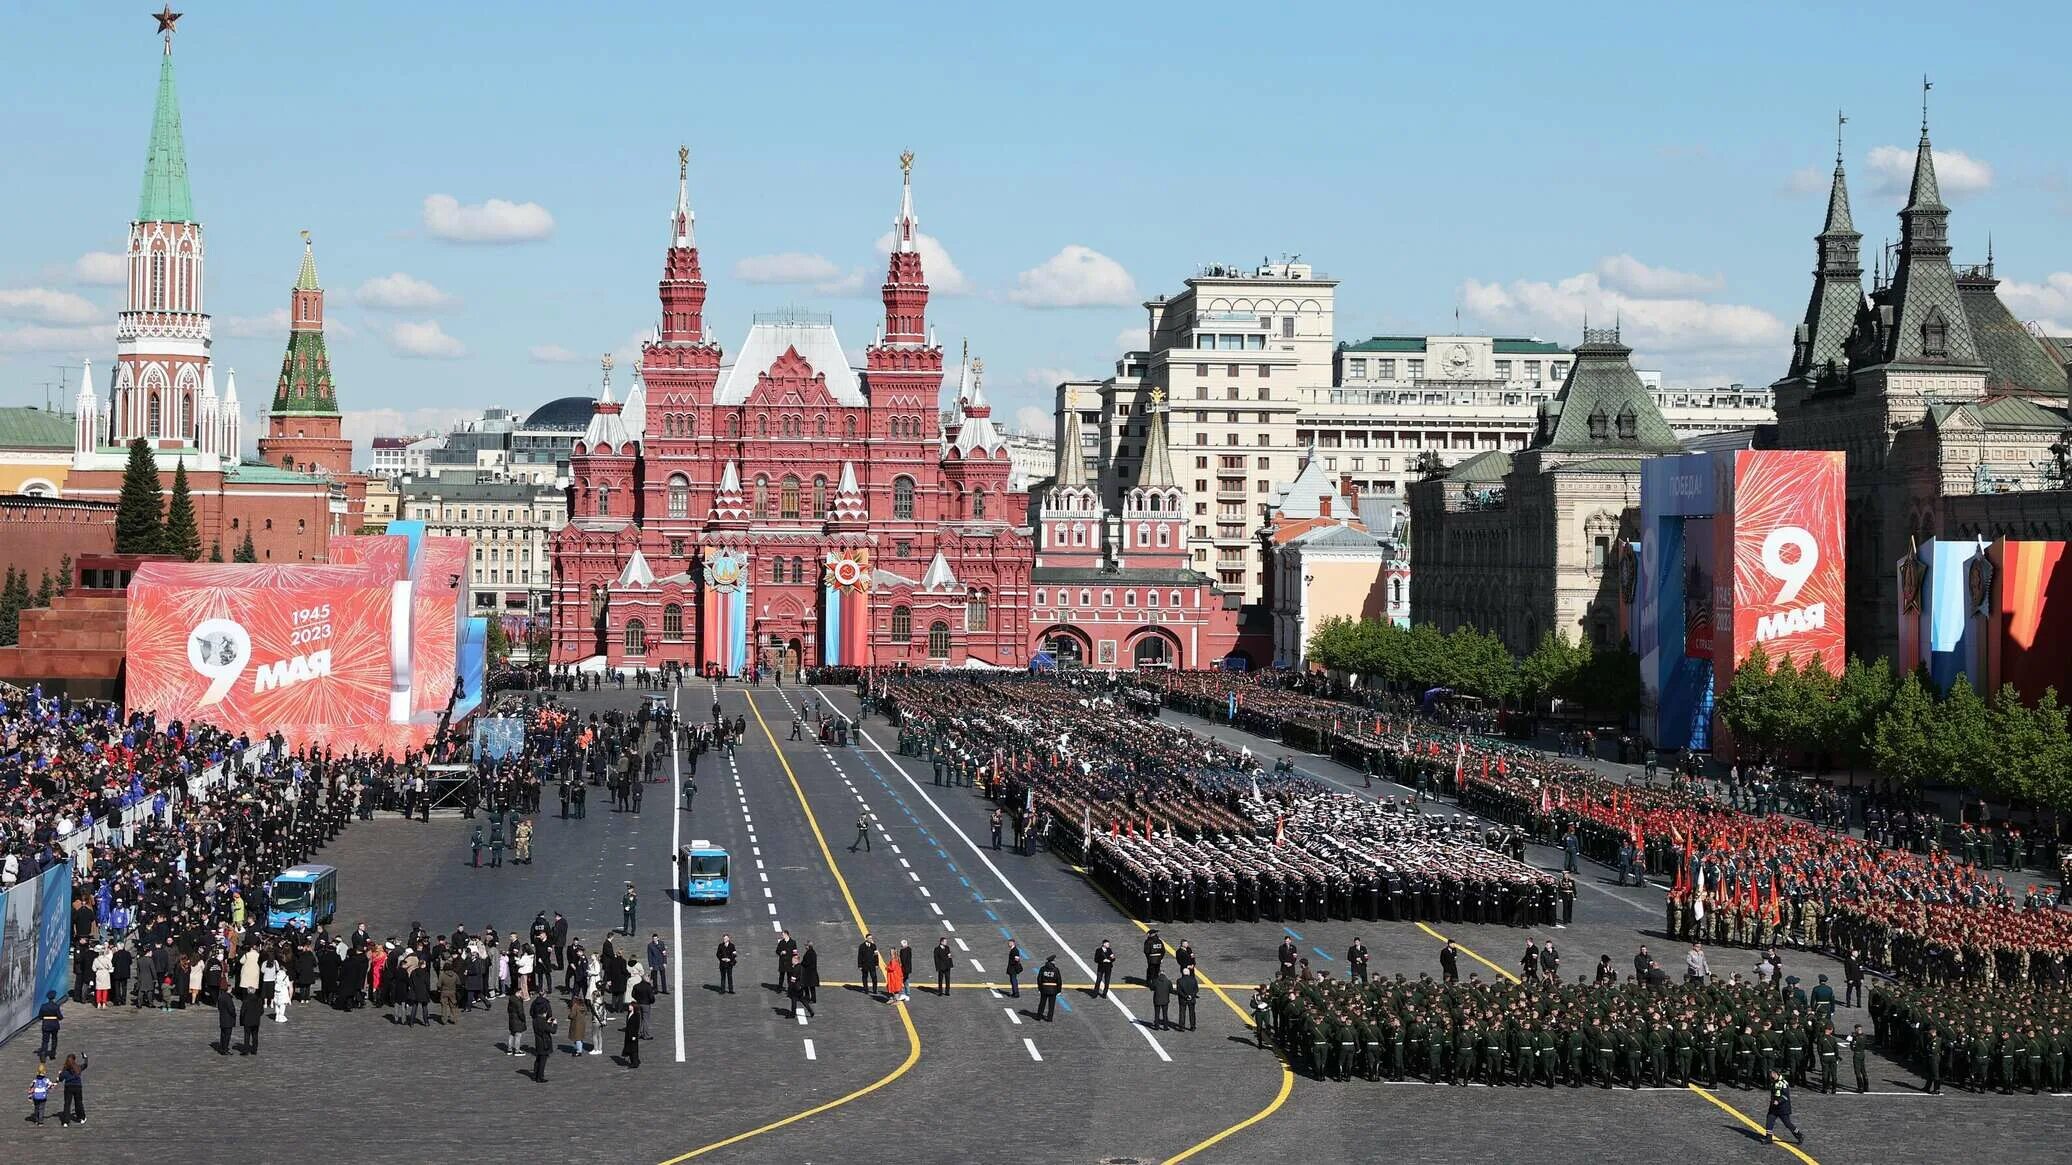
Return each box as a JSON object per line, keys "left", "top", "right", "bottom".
{"left": 1175, "top": 967, "right": 1200, "bottom": 1031}
{"left": 1035, "top": 956, "right": 1063, "bottom": 1021}
{"left": 529, "top": 991, "right": 558, "bottom": 1082}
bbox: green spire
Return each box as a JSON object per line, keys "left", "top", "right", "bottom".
{"left": 137, "top": 41, "right": 195, "bottom": 223}
{"left": 296, "top": 233, "right": 319, "bottom": 290}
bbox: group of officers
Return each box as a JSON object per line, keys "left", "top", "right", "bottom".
{"left": 1870, "top": 980, "right": 2072, "bottom": 1092}
{"left": 1258, "top": 972, "right": 1872, "bottom": 1094}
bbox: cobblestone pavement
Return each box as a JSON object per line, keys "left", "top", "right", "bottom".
{"left": 0, "top": 679, "right": 2060, "bottom": 1165}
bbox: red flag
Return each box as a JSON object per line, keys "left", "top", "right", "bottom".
{"left": 1273, "top": 815, "right": 1286, "bottom": 847}
{"left": 1480, "top": 757, "right": 1489, "bottom": 782}
{"left": 1538, "top": 784, "right": 1551, "bottom": 816}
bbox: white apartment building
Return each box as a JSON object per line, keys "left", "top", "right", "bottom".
{"left": 400, "top": 469, "right": 566, "bottom": 617}
{"left": 1303, "top": 335, "right": 1775, "bottom": 497}
{"left": 1078, "top": 259, "right": 1337, "bottom": 601}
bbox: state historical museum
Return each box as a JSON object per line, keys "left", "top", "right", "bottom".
{"left": 551, "top": 151, "right": 1237, "bottom": 673}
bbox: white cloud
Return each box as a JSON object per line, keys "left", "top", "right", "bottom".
{"left": 1998, "top": 272, "right": 2072, "bottom": 333}
{"left": 340, "top": 407, "right": 482, "bottom": 468}
{"left": 529, "top": 344, "right": 581, "bottom": 363}
{"left": 356, "top": 272, "right": 458, "bottom": 312}
{"left": 1114, "top": 326, "right": 1146, "bottom": 354}
{"left": 734, "top": 252, "right": 843, "bottom": 284}
{"left": 0, "top": 287, "right": 100, "bottom": 326}
{"left": 732, "top": 251, "right": 870, "bottom": 296}
{"left": 872, "top": 230, "right": 969, "bottom": 294}
{"left": 216, "top": 307, "right": 290, "bottom": 338}
{"left": 1006, "top": 245, "right": 1138, "bottom": 308}
{"left": 1021, "top": 367, "right": 1080, "bottom": 392}
{"left": 0, "top": 323, "right": 112, "bottom": 354}
{"left": 69, "top": 252, "right": 128, "bottom": 286}
{"left": 1866, "top": 145, "right": 1993, "bottom": 198}
{"left": 1014, "top": 405, "right": 1054, "bottom": 435}
{"left": 421, "top": 194, "right": 555, "bottom": 243}
{"left": 1782, "top": 166, "right": 1830, "bottom": 196}
{"left": 1461, "top": 265, "right": 1788, "bottom": 378}
{"left": 1594, "top": 254, "right": 1724, "bottom": 297}
{"left": 388, "top": 319, "right": 468, "bottom": 359}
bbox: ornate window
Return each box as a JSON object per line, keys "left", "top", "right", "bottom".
{"left": 757, "top": 414, "right": 768, "bottom": 437}
{"left": 1587, "top": 410, "right": 1609, "bottom": 440}
{"left": 1922, "top": 309, "right": 1949, "bottom": 357}
{"left": 753, "top": 476, "right": 770, "bottom": 520}
{"left": 726, "top": 414, "right": 739, "bottom": 438}
{"left": 927, "top": 620, "right": 951, "bottom": 659}
{"left": 972, "top": 489, "right": 987, "bottom": 519}
{"left": 771, "top": 556, "right": 785, "bottom": 583}
{"left": 667, "top": 474, "right": 689, "bottom": 518}
{"left": 845, "top": 416, "right": 858, "bottom": 440}
{"left": 892, "top": 475, "right": 916, "bottom": 520}
{"left": 624, "top": 619, "right": 647, "bottom": 656}
{"left": 891, "top": 606, "right": 912, "bottom": 642}
{"left": 147, "top": 392, "right": 162, "bottom": 437}
{"left": 1615, "top": 407, "right": 1637, "bottom": 440}
{"left": 815, "top": 416, "right": 827, "bottom": 438}
{"left": 790, "top": 556, "right": 804, "bottom": 584}
{"left": 812, "top": 476, "right": 828, "bottom": 517}
{"left": 663, "top": 604, "right": 684, "bottom": 640}
{"left": 150, "top": 250, "right": 167, "bottom": 309}
{"left": 967, "top": 591, "right": 989, "bottom": 632}
{"left": 780, "top": 475, "right": 801, "bottom": 520}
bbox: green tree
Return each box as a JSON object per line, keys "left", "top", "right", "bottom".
{"left": 1826, "top": 655, "right": 1895, "bottom": 772}
{"left": 2023, "top": 687, "right": 2072, "bottom": 813}
{"left": 113, "top": 437, "right": 165, "bottom": 554}
{"left": 34, "top": 570, "right": 55, "bottom": 608}
{"left": 163, "top": 460, "right": 202, "bottom": 561}
{"left": 207, "top": 539, "right": 223, "bottom": 563}
{"left": 1518, "top": 630, "right": 1586, "bottom": 709}
{"left": 55, "top": 554, "right": 72, "bottom": 595}
{"left": 485, "top": 617, "right": 512, "bottom": 667}
{"left": 0, "top": 566, "right": 19, "bottom": 647}
{"left": 1716, "top": 643, "right": 1777, "bottom": 758}
{"left": 1929, "top": 677, "right": 1993, "bottom": 792}
{"left": 1871, "top": 671, "right": 1937, "bottom": 791}
{"left": 1572, "top": 637, "right": 1642, "bottom": 720}
{"left": 234, "top": 531, "right": 257, "bottom": 563}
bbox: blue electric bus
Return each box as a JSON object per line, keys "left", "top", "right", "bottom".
{"left": 267, "top": 865, "right": 338, "bottom": 931}
{"left": 678, "top": 842, "right": 730, "bottom": 904}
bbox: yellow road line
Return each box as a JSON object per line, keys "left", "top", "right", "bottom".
{"left": 1687, "top": 1083, "right": 1821, "bottom": 1165}
{"left": 1420, "top": 926, "right": 1819, "bottom": 1165}
{"left": 1415, "top": 922, "right": 1520, "bottom": 983}
{"left": 655, "top": 693, "right": 922, "bottom": 1165}
{"left": 819, "top": 980, "right": 1143, "bottom": 992}
{"left": 1066, "top": 863, "right": 1294, "bottom": 1165}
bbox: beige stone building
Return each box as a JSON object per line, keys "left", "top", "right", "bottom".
{"left": 1263, "top": 448, "right": 1406, "bottom": 666}
{"left": 1077, "top": 259, "right": 1337, "bottom": 602}
{"left": 1409, "top": 327, "right": 1682, "bottom": 653}
{"left": 1772, "top": 115, "right": 2071, "bottom": 663}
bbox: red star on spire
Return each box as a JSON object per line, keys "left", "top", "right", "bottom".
{"left": 153, "top": 4, "right": 183, "bottom": 38}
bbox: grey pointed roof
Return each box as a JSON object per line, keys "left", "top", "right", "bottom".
{"left": 1134, "top": 399, "right": 1178, "bottom": 490}
{"left": 1870, "top": 125, "right": 1979, "bottom": 368}
{"left": 1531, "top": 330, "right": 1681, "bottom": 455}
{"left": 1053, "top": 396, "right": 1091, "bottom": 489}
{"left": 1788, "top": 157, "right": 1866, "bottom": 381}
{"left": 1957, "top": 275, "right": 2072, "bottom": 399}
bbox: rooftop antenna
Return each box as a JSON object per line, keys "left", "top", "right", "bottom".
{"left": 1835, "top": 108, "right": 1847, "bottom": 166}
{"left": 1921, "top": 74, "right": 1932, "bottom": 135}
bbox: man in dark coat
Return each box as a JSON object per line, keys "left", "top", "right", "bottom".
{"left": 530, "top": 992, "right": 558, "bottom": 1081}
{"left": 856, "top": 934, "right": 881, "bottom": 996}
{"left": 1149, "top": 970, "right": 1174, "bottom": 1030}
{"left": 216, "top": 987, "right": 238, "bottom": 1055}
{"left": 239, "top": 987, "right": 263, "bottom": 1055}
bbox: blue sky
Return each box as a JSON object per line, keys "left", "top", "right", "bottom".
{"left": 3, "top": 2, "right": 2068, "bottom": 462}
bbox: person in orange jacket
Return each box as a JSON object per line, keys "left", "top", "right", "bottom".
{"left": 884, "top": 948, "right": 907, "bottom": 1002}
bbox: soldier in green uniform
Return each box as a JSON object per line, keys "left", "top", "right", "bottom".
{"left": 1735, "top": 1024, "right": 1759, "bottom": 1088}
{"left": 1969, "top": 1027, "right": 1992, "bottom": 1092}
{"left": 1620, "top": 1021, "right": 1644, "bottom": 1090}
{"left": 1673, "top": 1021, "right": 1695, "bottom": 1085}
{"left": 1849, "top": 1024, "right": 1870, "bottom": 1094}
{"left": 1816, "top": 1026, "right": 1839, "bottom": 1093}
{"left": 1592, "top": 1019, "right": 1616, "bottom": 1088}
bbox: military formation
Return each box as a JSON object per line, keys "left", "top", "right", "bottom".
{"left": 1260, "top": 972, "right": 1871, "bottom": 1094}
{"left": 1870, "top": 980, "right": 2072, "bottom": 1092}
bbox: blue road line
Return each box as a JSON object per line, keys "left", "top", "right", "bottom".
{"left": 985, "top": 909, "right": 999, "bottom": 920}
{"left": 958, "top": 876, "right": 970, "bottom": 887}
{"left": 1058, "top": 997, "right": 1072, "bottom": 1012}
{"left": 1313, "top": 947, "right": 1334, "bottom": 961}
{"left": 1283, "top": 927, "right": 1304, "bottom": 942}
{"left": 998, "top": 925, "right": 1013, "bottom": 939}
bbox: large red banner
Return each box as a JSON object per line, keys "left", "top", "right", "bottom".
{"left": 1728, "top": 451, "right": 1846, "bottom": 671}
{"left": 126, "top": 563, "right": 398, "bottom": 753}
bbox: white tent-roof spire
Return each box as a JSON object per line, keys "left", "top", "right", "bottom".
{"left": 894, "top": 149, "right": 918, "bottom": 253}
